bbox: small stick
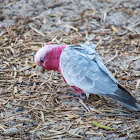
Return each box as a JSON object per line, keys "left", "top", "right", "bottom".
{"left": 81, "top": 113, "right": 139, "bottom": 118}
{"left": 105, "top": 51, "right": 118, "bottom": 64}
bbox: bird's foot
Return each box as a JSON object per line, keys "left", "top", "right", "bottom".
{"left": 79, "top": 92, "right": 87, "bottom": 100}
{"left": 63, "top": 88, "right": 79, "bottom": 97}
{"left": 64, "top": 89, "right": 86, "bottom": 99}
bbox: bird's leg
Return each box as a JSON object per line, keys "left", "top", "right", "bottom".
{"left": 63, "top": 87, "right": 79, "bottom": 97}
{"left": 63, "top": 88, "right": 87, "bottom": 99}
{"left": 70, "top": 86, "right": 87, "bottom": 99}
{"left": 79, "top": 92, "right": 87, "bottom": 99}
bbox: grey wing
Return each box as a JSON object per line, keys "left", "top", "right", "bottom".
{"left": 80, "top": 41, "right": 117, "bottom": 84}
{"left": 60, "top": 47, "right": 118, "bottom": 95}
{"left": 95, "top": 53, "right": 118, "bottom": 84}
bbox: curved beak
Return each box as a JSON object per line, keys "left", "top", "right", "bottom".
{"left": 37, "top": 66, "right": 45, "bottom": 73}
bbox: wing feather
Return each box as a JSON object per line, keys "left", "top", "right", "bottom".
{"left": 60, "top": 45, "right": 118, "bottom": 95}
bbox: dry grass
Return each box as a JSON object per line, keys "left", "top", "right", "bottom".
{"left": 0, "top": 0, "right": 140, "bottom": 139}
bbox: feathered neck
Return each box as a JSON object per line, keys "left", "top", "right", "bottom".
{"left": 43, "top": 45, "right": 66, "bottom": 71}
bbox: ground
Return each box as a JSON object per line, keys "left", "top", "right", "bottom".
{"left": 0, "top": 0, "right": 140, "bottom": 139}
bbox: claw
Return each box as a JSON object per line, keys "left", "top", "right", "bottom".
{"left": 63, "top": 88, "right": 87, "bottom": 99}
{"left": 63, "top": 88, "right": 79, "bottom": 97}
{"left": 80, "top": 92, "right": 87, "bottom": 100}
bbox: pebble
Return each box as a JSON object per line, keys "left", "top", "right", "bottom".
{"left": 3, "top": 128, "right": 19, "bottom": 136}
{"left": 16, "top": 107, "right": 24, "bottom": 112}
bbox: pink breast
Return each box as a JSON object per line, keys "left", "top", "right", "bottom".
{"left": 61, "top": 76, "right": 83, "bottom": 95}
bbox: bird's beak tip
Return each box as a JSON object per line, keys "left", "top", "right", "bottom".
{"left": 37, "top": 66, "right": 45, "bottom": 73}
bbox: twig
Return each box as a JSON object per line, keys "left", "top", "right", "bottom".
{"left": 81, "top": 113, "right": 140, "bottom": 118}
{"left": 29, "top": 25, "right": 46, "bottom": 37}
{"left": 105, "top": 51, "right": 118, "bottom": 64}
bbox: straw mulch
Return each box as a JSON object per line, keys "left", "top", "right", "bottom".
{"left": 0, "top": 0, "right": 140, "bottom": 139}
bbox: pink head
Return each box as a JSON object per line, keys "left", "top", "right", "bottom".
{"left": 35, "top": 44, "right": 66, "bottom": 71}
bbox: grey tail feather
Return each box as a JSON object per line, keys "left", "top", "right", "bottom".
{"left": 104, "top": 85, "right": 140, "bottom": 111}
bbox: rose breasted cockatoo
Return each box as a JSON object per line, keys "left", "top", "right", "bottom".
{"left": 35, "top": 42, "right": 140, "bottom": 111}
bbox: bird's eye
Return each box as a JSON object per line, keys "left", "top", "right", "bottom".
{"left": 40, "top": 59, "right": 44, "bottom": 63}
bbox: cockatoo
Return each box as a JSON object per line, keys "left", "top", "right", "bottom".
{"left": 35, "top": 42, "right": 140, "bottom": 111}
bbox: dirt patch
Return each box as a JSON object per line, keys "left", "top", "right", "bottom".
{"left": 0, "top": 0, "right": 140, "bottom": 139}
